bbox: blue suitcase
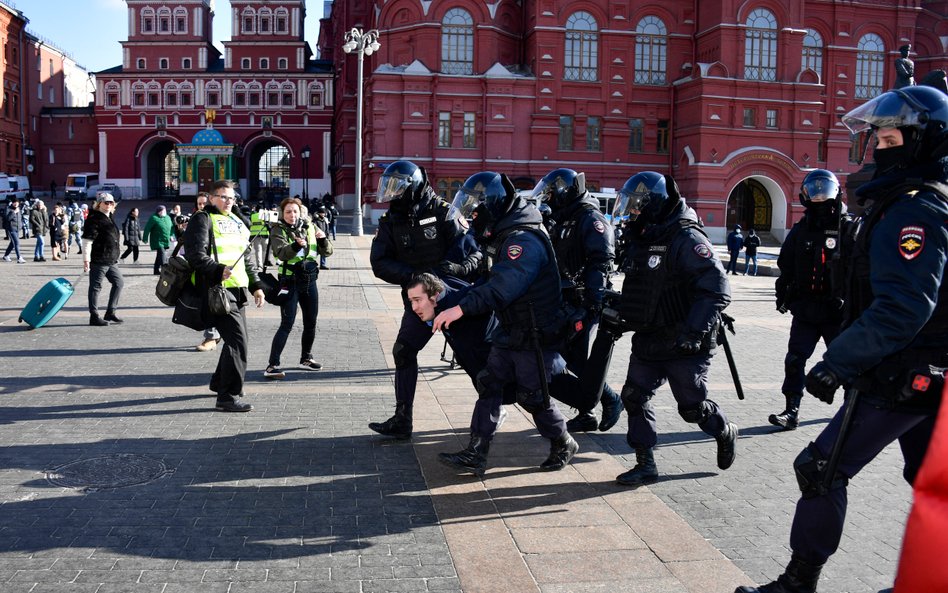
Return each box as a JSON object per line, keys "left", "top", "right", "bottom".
{"left": 19, "top": 277, "right": 75, "bottom": 329}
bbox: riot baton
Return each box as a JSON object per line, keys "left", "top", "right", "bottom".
{"left": 718, "top": 314, "right": 745, "bottom": 400}
{"left": 820, "top": 387, "right": 859, "bottom": 494}
{"left": 528, "top": 302, "right": 553, "bottom": 406}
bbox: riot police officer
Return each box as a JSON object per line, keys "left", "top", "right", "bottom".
{"left": 434, "top": 171, "right": 578, "bottom": 475}
{"left": 531, "top": 168, "right": 623, "bottom": 432}
{"left": 368, "top": 160, "right": 480, "bottom": 439}
{"left": 770, "top": 170, "right": 849, "bottom": 430}
{"left": 736, "top": 86, "right": 948, "bottom": 593}
{"left": 609, "top": 172, "right": 736, "bottom": 486}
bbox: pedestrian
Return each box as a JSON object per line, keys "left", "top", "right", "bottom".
{"left": 49, "top": 180, "right": 57, "bottom": 200}
{"left": 325, "top": 197, "right": 339, "bottom": 240}
{"left": 65, "top": 199, "right": 84, "bottom": 258}
{"left": 142, "top": 205, "right": 173, "bottom": 275}
{"left": 249, "top": 203, "right": 271, "bottom": 269}
{"left": 367, "top": 160, "right": 477, "bottom": 439}
{"left": 609, "top": 172, "right": 736, "bottom": 487}
{"left": 725, "top": 224, "right": 744, "bottom": 274}
{"left": 735, "top": 85, "right": 948, "bottom": 593}
{"left": 49, "top": 202, "right": 67, "bottom": 260}
{"left": 183, "top": 180, "right": 264, "bottom": 413}
{"left": 312, "top": 205, "right": 331, "bottom": 269}
{"left": 743, "top": 228, "right": 761, "bottom": 275}
{"left": 20, "top": 197, "right": 31, "bottom": 239}
{"left": 81, "top": 193, "right": 124, "bottom": 326}
{"left": 434, "top": 171, "right": 579, "bottom": 474}
{"left": 2, "top": 197, "right": 25, "bottom": 263}
{"left": 193, "top": 192, "right": 223, "bottom": 352}
{"left": 531, "top": 168, "right": 623, "bottom": 433}
{"left": 120, "top": 207, "right": 142, "bottom": 263}
{"left": 29, "top": 199, "right": 48, "bottom": 261}
{"left": 263, "top": 196, "right": 327, "bottom": 379}
{"left": 769, "top": 170, "right": 849, "bottom": 431}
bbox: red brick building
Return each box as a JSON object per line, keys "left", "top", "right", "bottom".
{"left": 322, "top": 0, "right": 948, "bottom": 241}
{"left": 94, "top": 0, "right": 333, "bottom": 201}
{"left": 0, "top": 2, "right": 26, "bottom": 178}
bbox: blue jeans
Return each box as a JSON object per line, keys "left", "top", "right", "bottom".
{"left": 743, "top": 253, "right": 758, "bottom": 275}
{"left": 34, "top": 235, "right": 45, "bottom": 259}
{"left": 268, "top": 271, "right": 319, "bottom": 366}
{"left": 4, "top": 233, "right": 21, "bottom": 259}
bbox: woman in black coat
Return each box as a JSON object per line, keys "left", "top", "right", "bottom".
{"left": 120, "top": 207, "right": 142, "bottom": 262}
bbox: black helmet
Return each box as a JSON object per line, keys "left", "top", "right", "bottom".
{"left": 842, "top": 85, "right": 948, "bottom": 171}
{"left": 449, "top": 171, "right": 516, "bottom": 240}
{"left": 530, "top": 168, "right": 586, "bottom": 211}
{"left": 799, "top": 169, "right": 841, "bottom": 206}
{"left": 377, "top": 160, "right": 427, "bottom": 204}
{"left": 612, "top": 171, "right": 679, "bottom": 228}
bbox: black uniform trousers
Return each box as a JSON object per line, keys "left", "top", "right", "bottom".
{"left": 782, "top": 315, "right": 841, "bottom": 396}
{"left": 88, "top": 262, "right": 124, "bottom": 317}
{"left": 552, "top": 319, "right": 619, "bottom": 412}
{"left": 393, "top": 306, "right": 436, "bottom": 408}
{"left": 474, "top": 346, "right": 568, "bottom": 440}
{"left": 789, "top": 396, "right": 935, "bottom": 565}
{"left": 208, "top": 289, "right": 249, "bottom": 401}
{"left": 623, "top": 351, "right": 728, "bottom": 449}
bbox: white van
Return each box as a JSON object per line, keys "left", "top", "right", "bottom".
{"left": 0, "top": 174, "right": 30, "bottom": 203}
{"left": 65, "top": 172, "right": 100, "bottom": 199}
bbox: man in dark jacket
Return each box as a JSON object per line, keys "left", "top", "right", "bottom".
{"left": 725, "top": 225, "right": 744, "bottom": 274}
{"left": 737, "top": 85, "right": 948, "bottom": 593}
{"left": 434, "top": 171, "right": 578, "bottom": 475}
{"left": 743, "top": 228, "right": 761, "bottom": 275}
{"left": 609, "top": 172, "right": 736, "bottom": 487}
{"left": 184, "top": 180, "right": 264, "bottom": 413}
{"left": 2, "top": 197, "right": 25, "bottom": 263}
{"left": 81, "top": 193, "right": 124, "bottom": 326}
{"left": 368, "top": 160, "right": 480, "bottom": 439}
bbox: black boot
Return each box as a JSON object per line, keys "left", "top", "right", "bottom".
{"left": 735, "top": 554, "right": 823, "bottom": 593}
{"left": 89, "top": 314, "right": 109, "bottom": 327}
{"left": 539, "top": 433, "right": 579, "bottom": 471}
{"left": 368, "top": 403, "right": 413, "bottom": 439}
{"left": 616, "top": 447, "right": 658, "bottom": 486}
{"left": 566, "top": 411, "right": 598, "bottom": 432}
{"left": 717, "top": 421, "right": 738, "bottom": 470}
{"left": 598, "top": 386, "right": 623, "bottom": 431}
{"left": 768, "top": 393, "right": 802, "bottom": 430}
{"left": 438, "top": 435, "right": 491, "bottom": 477}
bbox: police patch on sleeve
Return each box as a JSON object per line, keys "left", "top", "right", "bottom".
{"left": 593, "top": 220, "right": 605, "bottom": 234}
{"left": 507, "top": 244, "right": 523, "bottom": 260}
{"left": 898, "top": 226, "right": 925, "bottom": 260}
{"left": 693, "top": 244, "right": 712, "bottom": 259}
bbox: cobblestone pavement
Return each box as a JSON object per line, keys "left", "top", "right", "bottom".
{"left": 0, "top": 206, "right": 907, "bottom": 593}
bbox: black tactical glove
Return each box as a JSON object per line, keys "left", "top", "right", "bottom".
{"left": 674, "top": 332, "right": 704, "bottom": 356}
{"left": 805, "top": 362, "right": 840, "bottom": 404}
{"left": 776, "top": 298, "right": 789, "bottom": 314}
{"left": 437, "top": 260, "right": 465, "bottom": 278}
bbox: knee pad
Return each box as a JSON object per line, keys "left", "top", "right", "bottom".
{"left": 793, "top": 442, "right": 848, "bottom": 499}
{"left": 392, "top": 341, "right": 416, "bottom": 369}
{"left": 784, "top": 352, "right": 805, "bottom": 378}
{"left": 678, "top": 401, "right": 712, "bottom": 424}
{"left": 516, "top": 388, "right": 546, "bottom": 414}
{"left": 620, "top": 384, "right": 652, "bottom": 416}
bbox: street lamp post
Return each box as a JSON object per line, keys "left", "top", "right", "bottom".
{"left": 300, "top": 145, "right": 310, "bottom": 205}
{"left": 342, "top": 28, "right": 380, "bottom": 237}
{"left": 24, "top": 145, "right": 34, "bottom": 196}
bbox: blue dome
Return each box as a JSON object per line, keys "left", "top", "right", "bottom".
{"left": 192, "top": 129, "right": 225, "bottom": 145}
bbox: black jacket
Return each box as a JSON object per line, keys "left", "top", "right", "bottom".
{"left": 81, "top": 209, "right": 121, "bottom": 265}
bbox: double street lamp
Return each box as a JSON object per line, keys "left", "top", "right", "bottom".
{"left": 342, "top": 27, "right": 380, "bottom": 237}
{"left": 300, "top": 145, "right": 311, "bottom": 204}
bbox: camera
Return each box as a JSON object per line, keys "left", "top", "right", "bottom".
{"left": 599, "top": 289, "right": 628, "bottom": 336}
{"left": 175, "top": 214, "right": 190, "bottom": 227}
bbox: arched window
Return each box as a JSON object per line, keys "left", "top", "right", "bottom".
{"left": 105, "top": 82, "right": 121, "bottom": 108}
{"left": 259, "top": 8, "right": 272, "bottom": 33}
{"left": 275, "top": 8, "right": 289, "bottom": 33}
{"left": 266, "top": 82, "right": 281, "bottom": 107}
{"left": 441, "top": 8, "right": 474, "bottom": 75}
{"left": 141, "top": 8, "right": 155, "bottom": 34}
{"left": 233, "top": 82, "right": 247, "bottom": 107}
{"left": 277, "top": 57, "right": 288, "bottom": 70}
{"left": 308, "top": 82, "right": 324, "bottom": 108}
{"left": 744, "top": 8, "right": 777, "bottom": 81}
{"left": 174, "top": 7, "right": 188, "bottom": 33}
{"left": 802, "top": 29, "right": 823, "bottom": 79}
{"left": 634, "top": 16, "right": 667, "bottom": 85}
{"left": 281, "top": 82, "right": 296, "bottom": 107}
{"left": 248, "top": 82, "right": 263, "bottom": 107}
{"left": 179, "top": 82, "right": 193, "bottom": 106}
{"left": 855, "top": 33, "right": 885, "bottom": 99}
{"left": 157, "top": 7, "right": 172, "bottom": 34}
{"left": 132, "top": 82, "right": 146, "bottom": 107}
{"left": 159, "top": 58, "right": 169, "bottom": 70}
{"left": 242, "top": 8, "right": 256, "bottom": 34}
{"left": 164, "top": 82, "right": 178, "bottom": 107}
{"left": 205, "top": 81, "right": 221, "bottom": 107}
{"left": 565, "top": 12, "right": 598, "bottom": 81}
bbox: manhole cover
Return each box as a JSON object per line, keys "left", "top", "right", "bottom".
{"left": 46, "top": 454, "right": 174, "bottom": 491}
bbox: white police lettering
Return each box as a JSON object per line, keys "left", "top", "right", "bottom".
{"left": 217, "top": 217, "right": 240, "bottom": 234}
{"left": 418, "top": 217, "right": 437, "bottom": 225}
{"left": 899, "top": 226, "right": 925, "bottom": 260}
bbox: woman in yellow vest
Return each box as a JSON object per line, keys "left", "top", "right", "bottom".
{"left": 263, "top": 196, "right": 327, "bottom": 379}
{"left": 184, "top": 180, "right": 264, "bottom": 412}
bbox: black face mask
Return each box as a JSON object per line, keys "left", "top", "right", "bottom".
{"left": 872, "top": 144, "right": 913, "bottom": 176}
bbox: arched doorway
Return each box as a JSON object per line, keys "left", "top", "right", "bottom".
{"left": 143, "top": 140, "right": 179, "bottom": 199}
{"left": 197, "top": 158, "right": 215, "bottom": 193}
{"left": 246, "top": 141, "right": 289, "bottom": 207}
{"left": 726, "top": 178, "right": 772, "bottom": 232}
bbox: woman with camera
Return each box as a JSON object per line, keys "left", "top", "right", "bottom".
{"left": 264, "top": 196, "right": 326, "bottom": 379}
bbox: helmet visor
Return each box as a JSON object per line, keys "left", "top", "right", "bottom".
{"left": 377, "top": 174, "right": 412, "bottom": 203}
{"left": 803, "top": 176, "right": 840, "bottom": 203}
{"left": 448, "top": 187, "right": 484, "bottom": 221}
{"left": 612, "top": 187, "right": 650, "bottom": 225}
{"left": 529, "top": 179, "right": 555, "bottom": 204}
{"left": 842, "top": 91, "right": 928, "bottom": 135}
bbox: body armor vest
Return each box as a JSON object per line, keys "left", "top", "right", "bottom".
{"left": 489, "top": 225, "right": 565, "bottom": 346}
{"left": 390, "top": 201, "right": 451, "bottom": 270}
{"left": 617, "top": 221, "right": 699, "bottom": 331}
{"left": 792, "top": 223, "right": 839, "bottom": 299}
{"left": 552, "top": 205, "right": 595, "bottom": 280}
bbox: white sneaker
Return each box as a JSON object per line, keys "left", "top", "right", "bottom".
{"left": 1, "top": 255, "right": 10, "bottom": 262}
{"left": 16, "top": 258, "right": 26, "bottom": 264}
{"left": 264, "top": 365, "right": 286, "bottom": 379}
